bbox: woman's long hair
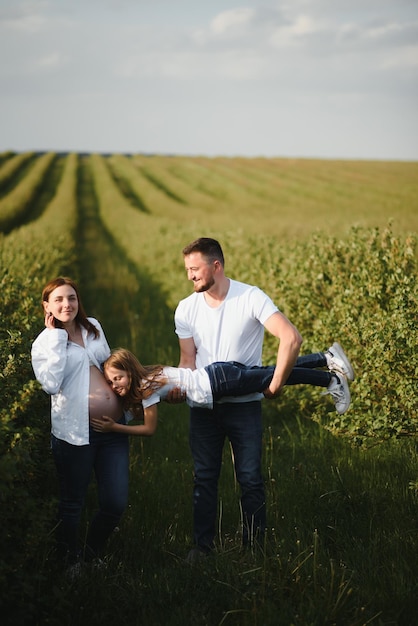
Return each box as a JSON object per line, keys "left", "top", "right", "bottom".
{"left": 104, "top": 348, "right": 166, "bottom": 417}
{"left": 41, "top": 276, "right": 99, "bottom": 338}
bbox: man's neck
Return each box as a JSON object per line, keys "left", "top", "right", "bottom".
{"left": 204, "top": 277, "right": 230, "bottom": 307}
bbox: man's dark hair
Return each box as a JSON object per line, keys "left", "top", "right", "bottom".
{"left": 182, "top": 238, "right": 225, "bottom": 266}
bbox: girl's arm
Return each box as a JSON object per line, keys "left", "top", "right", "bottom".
{"left": 90, "top": 405, "right": 158, "bottom": 436}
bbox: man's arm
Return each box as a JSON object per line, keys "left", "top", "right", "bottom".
{"left": 263, "top": 311, "right": 303, "bottom": 398}
{"left": 178, "top": 337, "right": 197, "bottom": 369}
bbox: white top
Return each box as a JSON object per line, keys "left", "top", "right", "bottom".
{"left": 142, "top": 366, "right": 213, "bottom": 410}
{"left": 31, "top": 317, "right": 111, "bottom": 445}
{"left": 175, "top": 279, "right": 278, "bottom": 403}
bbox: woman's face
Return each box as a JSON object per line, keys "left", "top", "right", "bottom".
{"left": 44, "top": 284, "right": 79, "bottom": 325}
{"left": 104, "top": 366, "right": 130, "bottom": 396}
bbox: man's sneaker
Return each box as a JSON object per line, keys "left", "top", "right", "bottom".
{"left": 64, "top": 561, "right": 83, "bottom": 581}
{"left": 185, "top": 547, "right": 209, "bottom": 565}
{"left": 325, "top": 342, "right": 355, "bottom": 381}
{"left": 322, "top": 373, "right": 351, "bottom": 414}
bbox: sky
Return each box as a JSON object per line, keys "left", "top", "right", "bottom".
{"left": 0, "top": 0, "right": 417, "bottom": 160}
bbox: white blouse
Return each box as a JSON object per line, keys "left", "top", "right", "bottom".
{"left": 31, "top": 318, "right": 111, "bottom": 445}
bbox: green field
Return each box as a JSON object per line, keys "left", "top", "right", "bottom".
{"left": 1, "top": 152, "right": 417, "bottom": 625}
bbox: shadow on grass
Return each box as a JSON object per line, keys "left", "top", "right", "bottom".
{"left": 74, "top": 155, "right": 178, "bottom": 364}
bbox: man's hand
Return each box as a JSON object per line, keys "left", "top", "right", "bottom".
{"left": 165, "top": 386, "right": 187, "bottom": 404}
{"left": 263, "top": 386, "right": 282, "bottom": 400}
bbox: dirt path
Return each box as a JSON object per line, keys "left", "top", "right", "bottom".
{"left": 75, "top": 156, "right": 177, "bottom": 363}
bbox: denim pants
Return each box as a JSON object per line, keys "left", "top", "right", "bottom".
{"left": 189, "top": 400, "right": 265, "bottom": 551}
{"left": 51, "top": 426, "right": 129, "bottom": 564}
{"left": 206, "top": 352, "right": 331, "bottom": 401}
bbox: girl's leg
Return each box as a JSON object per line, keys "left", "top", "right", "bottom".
{"left": 286, "top": 367, "right": 331, "bottom": 386}
{"left": 295, "top": 352, "right": 326, "bottom": 369}
{"left": 206, "top": 361, "right": 332, "bottom": 401}
{"left": 297, "top": 345, "right": 355, "bottom": 382}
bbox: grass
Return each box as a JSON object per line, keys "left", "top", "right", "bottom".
{"left": 30, "top": 405, "right": 418, "bottom": 625}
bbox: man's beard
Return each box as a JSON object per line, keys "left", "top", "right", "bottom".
{"left": 193, "top": 276, "right": 215, "bottom": 292}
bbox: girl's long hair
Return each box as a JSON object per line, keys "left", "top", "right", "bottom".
{"left": 104, "top": 348, "right": 166, "bottom": 418}
{"left": 41, "top": 276, "right": 99, "bottom": 339}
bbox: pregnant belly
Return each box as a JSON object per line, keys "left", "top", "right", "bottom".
{"left": 88, "top": 366, "right": 123, "bottom": 421}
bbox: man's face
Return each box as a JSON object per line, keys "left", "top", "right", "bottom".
{"left": 184, "top": 252, "right": 216, "bottom": 293}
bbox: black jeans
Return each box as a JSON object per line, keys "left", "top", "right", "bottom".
{"left": 205, "top": 352, "right": 331, "bottom": 401}
{"left": 51, "top": 426, "right": 129, "bottom": 564}
{"left": 190, "top": 400, "right": 264, "bottom": 550}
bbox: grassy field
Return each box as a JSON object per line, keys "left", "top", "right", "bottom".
{"left": 1, "top": 153, "right": 417, "bottom": 625}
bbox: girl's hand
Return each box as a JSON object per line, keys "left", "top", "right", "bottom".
{"left": 90, "top": 415, "right": 115, "bottom": 432}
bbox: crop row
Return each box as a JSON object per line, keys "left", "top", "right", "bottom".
{"left": 2, "top": 151, "right": 418, "bottom": 238}
{"left": 0, "top": 152, "right": 57, "bottom": 233}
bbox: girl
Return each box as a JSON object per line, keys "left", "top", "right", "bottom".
{"left": 90, "top": 343, "right": 354, "bottom": 434}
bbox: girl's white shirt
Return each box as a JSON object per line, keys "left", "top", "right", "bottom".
{"left": 142, "top": 366, "right": 213, "bottom": 410}
{"left": 31, "top": 317, "right": 111, "bottom": 446}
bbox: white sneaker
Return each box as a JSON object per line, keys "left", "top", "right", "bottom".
{"left": 325, "top": 342, "right": 355, "bottom": 381}
{"left": 322, "top": 373, "right": 351, "bottom": 414}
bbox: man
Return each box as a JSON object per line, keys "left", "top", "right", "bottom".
{"left": 171, "top": 237, "right": 303, "bottom": 562}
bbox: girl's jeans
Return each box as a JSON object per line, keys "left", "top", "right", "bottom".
{"left": 205, "top": 352, "right": 330, "bottom": 401}
{"left": 51, "top": 426, "right": 129, "bottom": 564}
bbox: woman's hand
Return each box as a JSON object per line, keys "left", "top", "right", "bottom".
{"left": 45, "top": 312, "right": 56, "bottom": 329}
{"left": 90, "top": 415, "right": 115, "bottom": 432}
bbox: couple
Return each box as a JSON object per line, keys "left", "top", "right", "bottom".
{"left": 31, "top": 237, "right": 354, "bottom": 571}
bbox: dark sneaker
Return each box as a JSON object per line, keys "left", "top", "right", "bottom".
{"left": 185, "top": 547, "right": 209, "bottom": 565}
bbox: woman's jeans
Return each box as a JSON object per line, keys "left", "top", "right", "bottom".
{"left": 205, "top": 352, "right": 331, "bottom": 401}
{"left": 190, "top": 401, "right": 264, "bottom": 551}
{"left": 51, "top": 427, "right": 129, "bottom": 564}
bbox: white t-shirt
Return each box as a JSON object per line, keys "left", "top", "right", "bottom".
{"left": 142, "top": 366, "right": 213, "bottom": 410}
{"left": 174, "top": 279, "right": 278, "bottom": 403}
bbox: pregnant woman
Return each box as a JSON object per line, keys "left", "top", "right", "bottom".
{"left": 31, "top": 277, "right": 130, "bottom": 575}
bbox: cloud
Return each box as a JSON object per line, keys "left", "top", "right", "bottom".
{"left": 210, "top": 7, "right": 255, "bottom": 36}
{"left": 0, "top": 0, "right": 417, "bottom": 158}
{"left": 2, "top": 1, "right": 416, "bottom": 85}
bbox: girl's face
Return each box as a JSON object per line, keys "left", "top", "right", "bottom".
{"left": 44, "top": 285, "right": 78, "bottom": 325}
{"left": 105, "top": 366, "right": 130, "bottom": 396}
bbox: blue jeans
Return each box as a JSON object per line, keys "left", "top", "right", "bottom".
{"left": 51, "top": 426, "right": 129, "bottom": 564}
{"left": 206, "top": 352, "right": 331, "bottom": 401}
{"left": 189, "top": 401, "right": 265, "bottom": 550}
